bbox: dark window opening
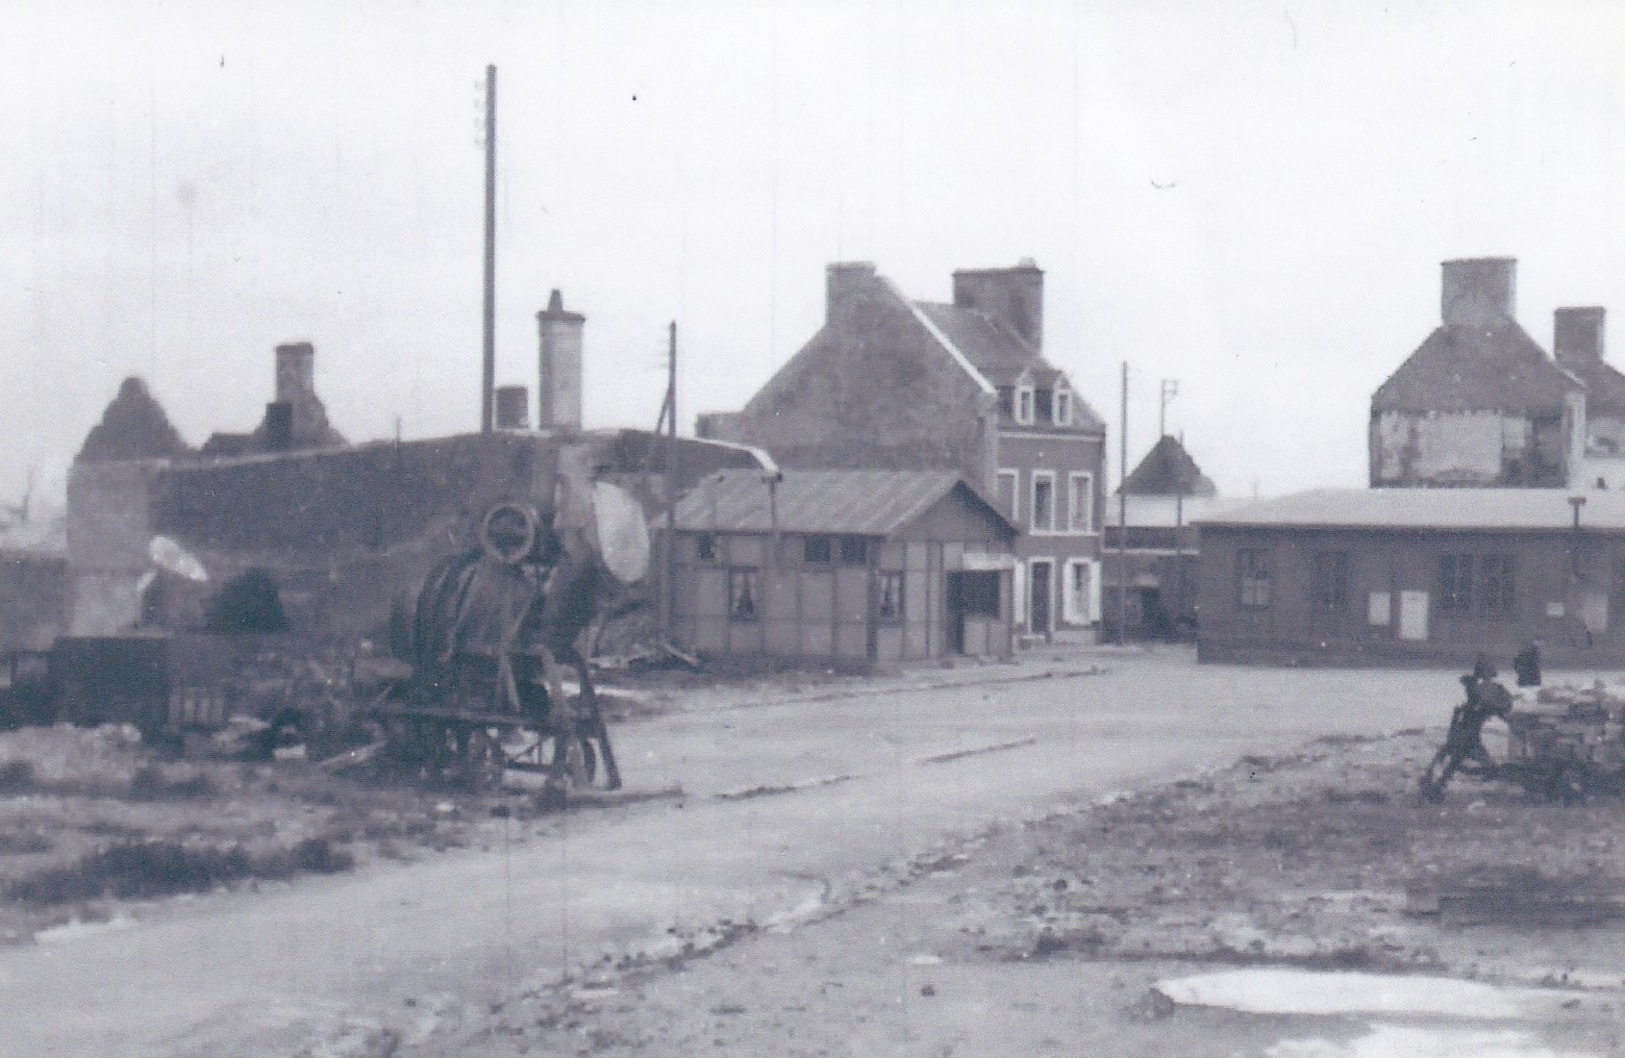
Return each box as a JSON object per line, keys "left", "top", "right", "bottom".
{"left": 1438, "top": 554, "right": 1474, "bottom": 616}
{"left": 839, "top": 538, "right": 868, "bottom": 565}
{"left": 1237, "top": 549, "right": 1272, "bottom": 609}
{"left": 997, "top": 387, "right": 1014, "bottom": 418}
{"left": 1311, "top": 551, "right": 1349, "bottom": 614}
{"left": 204, "top": 568, "right": 289, "bottom": 634}
{"left": 804, "top": 535, "right": 832, "bottom": 564}
{"left": 878, "top": 572, "right": 904, "bottom": 622}
{"left": 1035, "top": 388, "right": 1053, "bottom": 423}
{"left": 696, "top": 533, "right": 716, "bottom": 562}
{"left": 1479, "top": 555, "right": 1516, "bottom": 618}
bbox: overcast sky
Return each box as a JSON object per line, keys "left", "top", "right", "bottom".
{"left": 7, "top": 0, "right": 1625, "bottom": 507}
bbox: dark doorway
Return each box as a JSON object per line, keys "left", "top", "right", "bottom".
{"left": 1029, "top": 560, "right": 1053, "bottom": 638}
{"left": 947, "top": 571, "right": 1001, "bottom": 654}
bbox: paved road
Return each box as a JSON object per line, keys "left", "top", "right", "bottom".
{"left": 0, "top": 649, "right": 1458, "bottom": 1057}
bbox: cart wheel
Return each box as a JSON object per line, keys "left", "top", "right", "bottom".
{"left": 463, "top": 727, "right": 506, "bottom": 793}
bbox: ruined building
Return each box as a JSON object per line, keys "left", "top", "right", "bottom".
{"left": 697, "top": 260, "right": 1107, "bottom": 636}
{"left": 1369, "top": 257, "right": 1596, "bottom": 488}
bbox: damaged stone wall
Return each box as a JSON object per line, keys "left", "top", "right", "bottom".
{"left": 1370, "top": 409, "right": 1567, "bottom": 487}
{"left": 66, "top": 431, "right": 766, "bottom": 641}
{"left": 0, "top": 552, "right": 68, "bottom": 652}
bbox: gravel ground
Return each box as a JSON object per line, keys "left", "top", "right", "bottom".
{"left": 436, "top": 726, "right": 1625, "bottom": 1057}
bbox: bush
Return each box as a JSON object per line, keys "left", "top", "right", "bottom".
{"left": 0, "top": 760, "right": 36, "bottom": 795}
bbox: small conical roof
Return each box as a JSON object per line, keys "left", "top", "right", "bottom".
{"left": 76, "top": 376, "right": 192, "bottom": 463}
{"left": 1119, "top": 435, "right": 1216, "bottom": 496}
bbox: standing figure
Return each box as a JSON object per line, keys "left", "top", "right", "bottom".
{"left": 1419, "top": 654, "right": 1513, "bottom": 800}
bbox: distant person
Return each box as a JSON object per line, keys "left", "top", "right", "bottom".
{"left": 1419, "top": 654, "right": 1513, "bottom": 800}
{"left": 1513, "top": 640, "right": 1543, "bottom": 688}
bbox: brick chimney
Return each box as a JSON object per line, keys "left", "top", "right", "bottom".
{"left": 826, "top": 262, "right": 877, "bottom": 326}
{"left": 495, "top": 385, "right": 530, "bottom": 430}
{"left": 1555, "top": 306, "right": 1606, "bottom": 369}
{"left": 1441, "top": 257, "right": 1516, "bottom": 327}
{"left": 537, "top": 290, "right": 584, "bottom": 431}
{"left": 952, "top": 259, "right": 1045, "bottom": 351}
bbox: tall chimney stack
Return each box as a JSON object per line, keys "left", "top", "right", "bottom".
{"left": 275, "top": 342, "right": 317, "bottom": 404}
{"left": 1555, "top": 306, "right": 1606, "bottom": 369}
{"left": 1440, "top": 258, "right": 1517, "bottom": 327}
{"left": 536, "top": 290, "right": 584, "bottom": 431}
{"left": 952, "top": 259, "right": 1045, "bottom": 351}
{"left": 495, "top": 385, "right": 530, "bottom": 430}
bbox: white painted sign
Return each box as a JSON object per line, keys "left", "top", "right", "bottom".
{"left": 962, "top": 552, "right": 1015, "bottom": 571}
{"left": 1398, "top": 590, "right": 1429, "bottom": 641}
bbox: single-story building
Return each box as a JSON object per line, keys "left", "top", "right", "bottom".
{"left": 1197, "top": 488, "right": 1625, "bottom": 667}
{"left": 667, "top": 469, "right": 1019, "bottom": 669}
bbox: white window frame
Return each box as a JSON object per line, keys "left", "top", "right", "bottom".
{"left": 1016, "top": 384, "right": 1035, "bottom": 425}
{"left": 1063, "top": 558, "right": 1100, "bottom": 625}
{"left": 1030, "top": 470, "right": 1056, "bottom": 533}
{"left": 1054, "top": 388, "right": 1072, "bottom": 426}
{"left": 1068, "top": 471, "right": 1094, "bottom": 533}
{"left": 1012, "top": 561, "right": 1027, "bottom": 629}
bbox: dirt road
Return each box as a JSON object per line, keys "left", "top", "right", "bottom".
{"left": 0, "top": 649, "right": 1453, "bottom": 1057}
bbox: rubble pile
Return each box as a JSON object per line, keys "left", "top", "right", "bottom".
{"left": 1508, "top": 681, "right": 1625, "bottom": 778}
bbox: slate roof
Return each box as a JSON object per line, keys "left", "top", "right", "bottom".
{"left": 671, "top": 468, "right": 1016, "bottom": 537}
{"left": 1119, "top": 435, "right": 1217, "bottom": 497}
{"left": 1372, "top": 322, "right": 1583, "bottom": 414}
{"left": 1198, "top": 488, "right": 1625, "bottom": 532}
{"left": 76, "top": 377, "right": 192, "bottom": 463}
{"left": 1566, "top": 358, "right": 1625, "bottom": 419}
{"left": 912, "top": 301, "right": 1105, "bottom": 431}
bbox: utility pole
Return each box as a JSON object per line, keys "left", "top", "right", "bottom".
{"left": 664, "top": 321, "right": 680, "bottom": 641}
{"left": 481, "top": 64, "right": 497, "bottom": 433}
{"left": 1118, "top": 362, "right": 1129, "bottom": 647}
{"left": 1159, "top": 378, "right": 1178, "bottom": 438}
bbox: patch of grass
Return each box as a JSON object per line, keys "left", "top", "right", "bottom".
{"left": 5, "top": 835, "right": 355, "bottom": 905}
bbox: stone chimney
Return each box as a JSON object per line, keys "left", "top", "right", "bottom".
{"left": 275, "top": 342, "right": 316, "bottom": 404}
{"left": 537, "top": 290, "right": 584, "bottom": 431}
{"left": 953, "top": 259, "right": 1045, "bottom": 351}
{"left": 495, "top": 385, "right": 530, "bottom": 430}
{"left": 1555, "top": 306, "right": 1606, "bottom": 369}
{"left": 826, "top": 262, "right": 877, "bottom": 326}
{"left": 1441, "top": 257, "right": 1516, "bottom": 327}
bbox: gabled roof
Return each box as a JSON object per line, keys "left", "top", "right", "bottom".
{"left": 1372, "top": 322, "right": 1583, "bottom": 414}
{"left": 912, "top": 301, "right": 1105, "bottom": 431}
{"left": 1119, "top": 435, "right": 1217, "bottom": 497}
{"left": 76, "top": 377, "right": 192, "bottom": 464}
{"left": 1198, "top": 487, "right": 1625, "bottom": 532}
{"left": 1566, "top": 358, "right": 1625, "bottom": 419}
{"left": 671, "top": 468, "right": 1016, "bottom": 537}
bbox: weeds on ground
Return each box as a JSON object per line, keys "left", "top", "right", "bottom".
{"left": 5, "top": 836, "right": 354, "bottom": 904}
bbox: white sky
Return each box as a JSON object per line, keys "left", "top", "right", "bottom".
{"left": 7, "top": 0, "right": 1625, "bottom": 506}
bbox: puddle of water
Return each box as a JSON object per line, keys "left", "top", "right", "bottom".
{"left": 1267, "top": 1023, "right": 1598, "bottom": 1058}
{"left": 1157, "top": 968, "right": 1590, "bottom": 1020}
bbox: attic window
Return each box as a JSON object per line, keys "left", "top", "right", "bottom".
{"left": 1055, "top": 390, "right": 1072, "bottom": 426}
{"left": 1016, "top": 385, "right": 1035, "bottom": 425}
{"left": 997, "top": 387, "right": 1014, "bottom": 418}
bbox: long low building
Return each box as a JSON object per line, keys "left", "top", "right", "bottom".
{"left": 1196, "top": 488, "right": 1625, "bottom": 667}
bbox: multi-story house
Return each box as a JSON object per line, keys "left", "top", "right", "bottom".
{"left": 1370, "top": 257, "right": 1592, "bottom": 488}
{"left": 697, "top": 260, "right": 1107, "bottom": 638}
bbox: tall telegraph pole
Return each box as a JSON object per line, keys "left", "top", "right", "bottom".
{"left": 1118, "top": 362, "right": 1129, "bottom": 646}
{"left": 481, "top": 64, "right": 498, "bottom": 433}
{"left": 664, "top": 322, "right": 680, "bottom": 641}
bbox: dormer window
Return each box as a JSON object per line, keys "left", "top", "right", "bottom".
{"left": 1055, "top": 389, "right": 1072, "bottom": 426}
{"left": 1016, "top": 385, "right": 1034, "bottom": 425}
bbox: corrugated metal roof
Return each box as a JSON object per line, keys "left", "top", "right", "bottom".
{"left": 1198, "top": 488, "right": 1625, "bottom": 531}
{"left": 1372, "top": 322, "right": 1582, "bottom": 414}
{"left": 671, "top": 468, "right": 1015, "bottom": 536}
